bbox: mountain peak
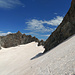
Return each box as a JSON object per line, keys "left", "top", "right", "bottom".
{"left": 17, "top": 31, "right": 22, "bottom": 34}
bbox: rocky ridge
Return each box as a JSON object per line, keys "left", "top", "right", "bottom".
{"left": 44, "top": 0, "right": 75, "bottom": 53}
{"left": 0, "top": 31, "right": 43, "bottom": 48}
{"left": 38, "top": 40, "right": 45, "bottom": 46}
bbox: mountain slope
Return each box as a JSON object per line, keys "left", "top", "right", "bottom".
{"left": 44, "top": 0, "right": 75, "bottom": 53}
{"left": 25, "top": 35, "right": 75, "bottom": 75}
{"left": 0, "top": 35, "right": 75, "bottom": 75}
{"left": 0, "top": 42, "right": 44, "bottom": 75}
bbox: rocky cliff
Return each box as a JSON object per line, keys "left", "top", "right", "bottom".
{"left": 44, "top": 0, "right": 75, "bottom": 53}
{"left": 0, "top": 31, "right": 39, "bottom": 48}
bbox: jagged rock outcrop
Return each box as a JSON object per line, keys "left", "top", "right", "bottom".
{"left": 38, "top": 40, "right": 45, "bottom": 46}
{"left": 44, "top": 0, "right": 75, "bottom": 53}
{"left": 0, "top": 31, "right": 39, "bottom": 48}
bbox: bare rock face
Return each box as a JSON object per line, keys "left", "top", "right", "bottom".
{"left": 1, "top": 31, "right": 22, "bottom": 48}
{"left": 0, "top": 31, "right": 39, "bottom": 48}
{"left": 38, "top": 40, "right": 45, "bottom": 46}
{"left": 44, "top": 0, "right": 75, "bottom": 53}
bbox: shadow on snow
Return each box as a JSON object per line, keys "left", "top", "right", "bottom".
{"left": 30, "top": 53, "right": 43, "bottom": 60}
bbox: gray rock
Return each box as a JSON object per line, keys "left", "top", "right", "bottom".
{"left": 38, "top": 40, "right": 45, "bottom": 46}
{"left": 0, "top": 31, "right": 39, "bottom": 48}
{"left": 44, "top": 0, "right": 75, "bottom": 53}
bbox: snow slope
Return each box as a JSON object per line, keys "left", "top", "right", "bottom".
{"left": 0, "top": 35, "right": 75, "bottom": 75}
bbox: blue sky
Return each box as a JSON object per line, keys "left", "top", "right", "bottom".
{"left": 0, "top": 0, "right": 71, "bottom": 40}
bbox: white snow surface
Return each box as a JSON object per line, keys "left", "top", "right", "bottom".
{"left": 0, "top": 35, "right": 75, "bottom": 75}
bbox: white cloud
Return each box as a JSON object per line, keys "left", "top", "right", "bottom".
{"left": 0, "top": 31, "right": 3, "bottom": 33}
{"left": 25, "top": 19, "right": 54, "bottom": 33}
{"left": 0, "top": 0, "right": 23, "bottom": 8}
{"left": 25, "top": 32, "right": 39, "bottom": 36}
{"left": 0, "top": 32, "right": 11, "bottom": 36}
{"left": 25, "top": 16, "right": 63, "bottom": 33}
{"left": 54, "top": 13, "right": 57, "bottom": 15}
{"left": 41, "top": 35, "right": 50, "bottom": 37}
{"left": 25, "top": 32, "right": 50, "bottom": 37}
{"left": 42, "top": 16, "right": 63, "bottom": 26}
